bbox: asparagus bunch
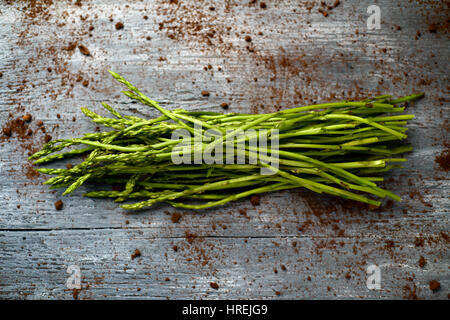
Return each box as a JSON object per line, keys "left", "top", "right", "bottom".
{"left": 29, "top": 71, "right": 423, "bottom": 210}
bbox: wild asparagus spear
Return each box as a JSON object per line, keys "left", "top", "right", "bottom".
{"left": 29, "top": 71, "right": 423, "bottom": 210}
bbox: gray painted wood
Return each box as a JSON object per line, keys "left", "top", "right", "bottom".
{"left": 0, "top": 0, "right": 448, "bottom": 299}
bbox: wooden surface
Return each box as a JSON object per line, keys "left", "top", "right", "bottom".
{"left": 0, "top": 0, "right": 448, "bottom": 299}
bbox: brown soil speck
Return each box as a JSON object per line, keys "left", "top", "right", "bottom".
{"left": 435, "top": 148, "right": 450, "bottom": 171}
{"left": 185, "top": 231, "right": 197, "bottom": 244}
{"left": 65, "top": 42, "right": 77, "bottom": 51}
{"left": 23, "top": 114, "right": 32, "bottom": 122}
{"left": 318, "top": 8, "right": 328, "bottom": 17}
{"left": 54, "top": 200, "right": 63, "bottom": 210}
{"left": 385, "top": 240, "right": 395, "bottom": 249}
{"left": 82, "top": 80, "right": 89, "bottom": 87}
{"left": 210, "top": 282, "right": 219, "bottom": 289}
{"left": 415, "top": 31, "right": 421, "bottom": 40}
{"left": 78, "top": 44, "right": 90, "bottom": 56}
{"left": 220, "top": 102, "right": 229, "bottom": 109}
{"left": 201, "top": 90, "right": 210, "bottom": 97}
{"left": 3, "top": 127, "right": 12, "bottom": 137}
{"left": 131, "top": 249, "right": 141, "bottom": 260}
{"left": 72, "top": 288, "right": 80, "bottom": 300}
{"left": 403, "top": 284, "right": 418, "bottom": 300}
{"left": 414, "top": 237, "right": 424, "bottom": 247}
{"left": 418, "top": 256, "right": 426, "bottom": 268}
{"left": 25, "top": 163, "right": 40, "bottom": 180}
{"left": 250, "top": 195, "right": 260, "bottom": 206}
{"left": 428, "top": 24, "right": 437, "bottom": 33}
{"left": 115, "top": 22, "right": 124, "bottom": 30}
{"left": 171, "top": 212, "right": 182, "bottom": 223}
{"left": 244, "top": 35, "right": 252, "bottom": 42}
{"left": 429, "top": 280, "right": 440, "bottom": 292}
{"left": 260, "top": 2, "right": 267, "bottom": 9}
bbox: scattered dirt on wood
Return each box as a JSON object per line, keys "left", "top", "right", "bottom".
{"left": 429, "top": 280, "right": 440, "bottom": 292}
{"left": 72, "top": 288, "right": 81, "bottom": 300}
{"left": 115, "top": 22, "right": 124, "bottom": 30}
{"left": 250, "top": 195, "right": 260, "bottom": 206}
{"left": 78, "top": 44, "right": 91, "bottom": 56}
{"left": 418, "top": 256, "right": 426, "bottom": 268}
{"left": 435, "top": 148, "right": 450, "bottom": 171}
{"left": 54, "top": 199, "right": 63, "bottom": 210}
{"left": 131, "top": 249, "right": 141, "bottom": 260}
{"left": 171, "top": 212, "right": 182, "bottom": 223}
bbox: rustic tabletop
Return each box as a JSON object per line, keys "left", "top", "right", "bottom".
{"left": 0, "top": 0, "right": 448, "bottom": 300}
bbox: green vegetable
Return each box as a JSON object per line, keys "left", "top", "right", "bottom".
{"left": 29, "top": 71, "right": 423, "bottom": 210}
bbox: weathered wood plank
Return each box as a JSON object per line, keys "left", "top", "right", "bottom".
{"left": 0, "top": 228, "right": 448, "bottom": 299}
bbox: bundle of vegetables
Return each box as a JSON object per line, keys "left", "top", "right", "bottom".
{"left": 29, "top": 71, "right": 423, "bottom": 210}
